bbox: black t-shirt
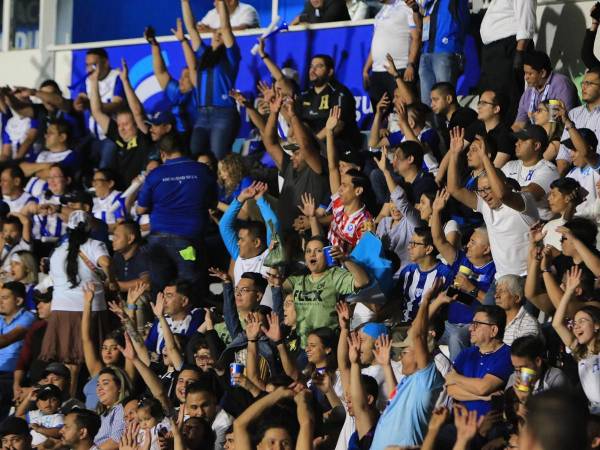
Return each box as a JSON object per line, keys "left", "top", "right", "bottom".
{"left": 299, "top": 0, "right": 350, "bottom": 23}
{"left": 465, "top": 120, "right": 516, "bottom": 159}
{"left": 278, "top": 153, "right": 330, "bottom": 234}
{"left": 31, "top": 104, "right": 85, "bottom": 148}
{"left": 106, "top": 120, "right": 152, "bottom": 189}
{"left": 297, "top": 81, "right": 362, "bottom": 152}
{"left": 406, "top": 171, "right": 438, "bottom": 204}
{"left": 113, "top": 246, "right": 150, "bottom": 282}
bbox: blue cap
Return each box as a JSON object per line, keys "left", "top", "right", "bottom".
{"left": 145, "top": 110, "right": 174, "bottom": 126}
{"left": 360, "top": 323, "right": 388, "bottom": 340}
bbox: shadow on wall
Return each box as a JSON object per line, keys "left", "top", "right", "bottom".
{"left": 537, "top": 2, "right": 587, "bottom": 92}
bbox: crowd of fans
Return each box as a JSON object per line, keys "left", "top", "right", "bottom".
{"left": 0, "top": 0, "right": 599, "bottom": 449}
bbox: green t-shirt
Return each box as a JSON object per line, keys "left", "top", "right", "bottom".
{"left": 287, "top": 266, "right": 356, "bottom": 347}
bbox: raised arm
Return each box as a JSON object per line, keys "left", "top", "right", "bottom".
{"left": 476, "top": 136, "right": 525, "bottom": 211}
{"left": 447, "top": 127, "right": 477, "bottom": 210}
{"left": 298, "top": 192, "right": 322, "bottom": 237}
{"left": 551, "top": 265, "right": 580, "bottom": 348}
{"left": 370, "top": 333, "right": 397, "bottom": 398}
{"left": 230, "top": 90, "right": 266, "bottom": 134}
{"left": 257, "top": 38, "right": 284, "bottom": 81}
{"left": 172, "top": 18, "right": 198, "bottom": 83}
{"left": 336, "top": 302, "right": 351, "bottom": 393}
{"left": 349, "top": 339, "right": 379, "bottom": 438}
{"left": 412, "top": 279, "right": 439, "bottom": 369}
{"left": 181, "top": 0, "right": 201, "bottom": 51}
{"left": 430, "top": 189, "right": 458, "bottom": 265}
{"left": 119, "top": 59, "right": 149, "bottom": 134}
{"left": 216, "top": 0, "right": 235, "bottom": 48}
{"left": 245, "top": 312, "right": 266, "bottom": 390}
{"left": 557, "top": 226, "right": 600, "bottom": 277}
{"left": 284, "top": 100, "right": 323, "bottom": 174}
{"left": 260, "top": 95, "right": 285, "bottom": 170}
{"left": 151, "top": 293, "right": 184, "bottom": 370}
{"left": 146, "top": 29, "right": 172, "bottom": 90}
{"left": 262, "top": 312, "right": 300, "bottom": 380}
{"left": 88, "top": 68, "right": 111, "bottom": 135}
{"left": 325, "top": 106, "right": 342, "bottom": 193}
{"left": 294, "top": 390, "right": 315, "bottom": 450}
{"left": 368, "top": 93, "right": 390, "bottom": 149}
{"left": 81, "top": 283, "right": 103, "bottom": 377}
{"left": 384, "top": 53, "right": 417, "bottom": 104}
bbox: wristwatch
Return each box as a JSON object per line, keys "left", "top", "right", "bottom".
{"left": 469, "top": 287, "right": 479, "bottom": 298}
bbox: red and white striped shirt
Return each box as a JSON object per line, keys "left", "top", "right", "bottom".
{"left": 327, "top": 193, "right": 373, "bottom": 253}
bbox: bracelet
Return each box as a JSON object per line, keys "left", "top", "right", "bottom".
{"left": 261, "top": 53, "right": 269, "bottom": 60}
{"left": 541, "top": 268, "right": 552, "bottom": 273}
{"left": 247, "top": 339, "right": 258, "bottom": 343}
{"left": 273, "top": 338, "right": 286, "bottom": 346}
{"left": 469, "top": 288, "right": 479, "bottom": 297}
{"left": 126, "top": 304, "right": 138, "bottom": 311}
{"left": 394, "top": 74, "right": 402, "bottom": 80}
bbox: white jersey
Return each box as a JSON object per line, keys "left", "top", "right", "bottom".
{"left": 84, "top": 69, "right": 120, "bottom": 139}
{"left": 93, "top": 190, "right": 126, "bottom": 225}
{"left": 3, "top": 191, "right": 36, "bottom": 213}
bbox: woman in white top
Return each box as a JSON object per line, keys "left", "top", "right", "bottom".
{"left": 92, "top": 168, "right": 126, "bottom": 232}
{"left": 543, "top": 177, "right": 582, "bottom": 250}
{"left": 40, "top": 210, "right": 118, "bottom": 367}
{"left": 415, "top": 190, "right": 461, "bottom": 249}
{"left": 552, "top": 266, "right": 600, "bottom": 413}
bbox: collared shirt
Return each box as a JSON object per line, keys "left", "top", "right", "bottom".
{"left": 557, "top": 104, "right": 600, "bottom": 162}
{"left": 328, "top": 192, "right": 373, "bottom": 254}
{"left": 200, "top": 3, "right": 259, "bottom": 28}
{"left": 195, "top": 43, "right": 241, "bottom": 108}
{"left": 0, "top": 308, "right": 36, "bottom": 372}
{"left": 3, "top": 191, "right": 37, "bottom": 213}
{"left": 145, "top": 309, "right": 205, "bottom": 353}
{"left": 93, "top": 190, "right": 126, "bottom": 225}
{"left": 164, "top": 79, "right": 197, "bottom": 133}
{"left": 94, "top": 404, "right": 126, "bottom": 446}
{"left": 138, "top": 157, "right": 218, "bottom": 238}
{"left": 480, "top": 0, "right": 536, "bottom": 45}
{"left": 503, "top": 306, "right": 541, "bottom": 346}
{"left": 113, "top": 247, "right": 149, "bottom": 283}
{"left": 516, "top": 72, "right": 580, "bottom": 123}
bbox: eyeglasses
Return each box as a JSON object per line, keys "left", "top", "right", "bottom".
{"left": 407, "top": 241, "right": 427, "bottom": 248}
{"left": 470, "top": 320, "right": 496, "bottom": 329}
{"left": 194, "top": 354, "right": 213, "bottom": 361}
{"left": 582, "top": 80, "right": 600, "bottom": 87}
{"left": 478, "top": 100, "right": 496, "bottom": 107}
{"left": 476, "top": 186, "right": 492, "bottom": 195}
{"left": 560, "top": 236, "right": 567, "bottom": 243}
{"left": 234, "top": 287, "right": 257, "bottom": 295}
{"left": 568, "top": 317, "right": 593, "bottom": 329}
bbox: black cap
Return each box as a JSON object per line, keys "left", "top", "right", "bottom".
{"left": 43, "top": 362, "right": 71, "bottom": 380}
{"left": 561, "top": 127, "right": 598, "bottom": 152}
{"left": 60, "top": 190, "right": 93, "bottom": 208}
{"left": 512, "top": 124, "right": 549, "bottom": 151}
{"left": 0, "top": 417, "right": 29, "bottom": 438}
{"left": 37, "top": 384, "right": 62, "bottom": 400}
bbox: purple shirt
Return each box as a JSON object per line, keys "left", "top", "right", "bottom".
{"left": 516, "top": 72, "right": 580, "bottom": 123}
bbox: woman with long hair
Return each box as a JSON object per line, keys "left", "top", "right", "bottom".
{"left": 552, "top": 266, "right": 600, "bottom": 413}
{"left": 9, "top": 250, "right": 38, "bottom": 310}
{"left": 534, "top": 100, "right": 565, "bottom": 162}
{"left": 39, "top": 210, "right": 118, "bottom": 388}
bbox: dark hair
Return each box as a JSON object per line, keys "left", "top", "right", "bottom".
{"left": 344, "top": 168, "right": 377, "bottom": 215}
{"left": 510, "top": 335, "right": 546, "bottom": 360}
{"left": 2, "top": 281, "right": 26, "bottom": 301}
{"left": 587, "top": 66, "right": 600, "bottom": 79}
{"left": 240, "top": 272, "right": 268, "bottom": 294}
{"left": 49, "top": 163, "right": 73, "bottom": 181}
{"left": 361, "top": 374, "right": 379, "bottom": 402}
{"left": 550, "top": 177, "right": 582, "bottom": 197}
{"left": 116, "top": 220, "right": 142, "bottom": 245}
{"left": 525, "top": 389, "right": 589, "bottom": 450}
{"left": 66, "top": 408, "right": 101, "bottom": 441}
{"left": 306, "top": 235, "right": 330, "bottom": 248}
{"left": 564, "top": 217, "right": 597, "bottom": 249}
{"left": 487, "top": 90, "right": 509, "bottom": 120}
{"left": 2, "top": 166, "right": 26, "bottom": 188}
{"left": 237, "top": 221, "right": 267, "bottom": 250}
{"left": 186, "top": 380, "right": 216, "bottom": 399}
{"left": 413, "top": 226, "right": 438, "bottom": 257}
{"left": 407, "top": 103, "right": 429, "bottom": 129}
{"left": 86, "top": 48, "right": 108, "bottom": 59}
{"left": 47, "top": 118, "right": 72, "bottom": 143}
{"left": 66, "top": 222, "right": 91, "bottom": 288}
{"left": 311, "top": 54, "right": 334, "bottom": 73}
{"left": 103, "top": 330, "right": 125, "bottom": 348}
{"left": 158, "top": 132, "right": 183, "bottom": 156}
{"left": 164, "top": 280, "right": 194, "bottom": 308}
{"left": 253, "top": 402, "right": 299, "bottom": 448}
{"left": 307, "top": 327, "right": 338, "bottom": 372}
{"left": 523, "top": 50, "right": 553, "bottom": 74}
{"left": 396, "top": 141, "right": 424, "bottom": 170}
{"left": 3, "top": 215, "right": 23, "bottom": 235}
{"left": 420, "top": 190, "right": 451, "bottom": 224}
{"left": 431, "top": 82, "right": 457, "bottom": 104}
{"left": 183, "top": 417, "right": 216, "bottom": 450}
{"left": 197, "top": 151, "right": 218, "bottom": 173}
{"left": 475, "top": 305, "right": 507, "bottom": 340}
{"left": 138, "top": 396, "right": 165, "bottom": 421}
{"left": 39, "top": 79, "right": 62, "bottom": 94}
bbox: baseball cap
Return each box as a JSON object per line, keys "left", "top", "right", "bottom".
{"left": 360, "top": 323, "right": 389, "bottom": 340}
{"left": 0, "top": 417, "right": 29, "bottom": 438}
{"left": 43, "top": 362, "right": 71, "bottom": 380}
{"left": 37, "top": 384, "right": 62, "bottom": 401}
{"left": 512, "top": 124, "right": 549, "bottom": 150}
{"left": 145, "top": 110, "right": 174, "bottom": 126}
{"left": 561, "top": 127, "right": 599, "bottom": 152}
{"left": 392, "top": 333, "right": 436, "bottom": 353}
{"left": 60, "top": 190, "right": 93, "bottom": 208}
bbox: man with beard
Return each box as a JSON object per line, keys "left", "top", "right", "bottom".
{"left": 59, "top": 409, "right": 101, "bottom": 450}
{"left": 297, "top": 55, "right": 362, "bottom": 154}
{"left": 181, "top": 0, "right": 241, "bottom": 159}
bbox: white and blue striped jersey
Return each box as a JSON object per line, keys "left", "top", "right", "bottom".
{"left": 93, "top": 190, "right": 126, "bottom": 225}
{"left": 396, "top": 262, "right": 453, "bottom": 322}
{"left": 32, "top": 192, "right": 66, "bottom": 241}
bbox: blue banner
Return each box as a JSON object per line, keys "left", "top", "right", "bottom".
{"left": 70, "top": 24, "right": 480, "bottom": 138}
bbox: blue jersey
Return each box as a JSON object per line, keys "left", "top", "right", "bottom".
{"left": 165, "top": 79, "right": 197, "bottom": 133}
{"left": 447, "top": 251, "right": 496, "bottom": 324}
{"left": 195, "top": 43, "right": 241, "bottom": 108}
{"left": 421, "top": 0, "right": 469, "bottom": 54}
{"left": 397, "top": 262, "right": 453, "bottom": 322}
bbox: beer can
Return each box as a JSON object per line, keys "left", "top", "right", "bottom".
{"left": 229, "top": 363, "right": 244, "bottom": 386}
